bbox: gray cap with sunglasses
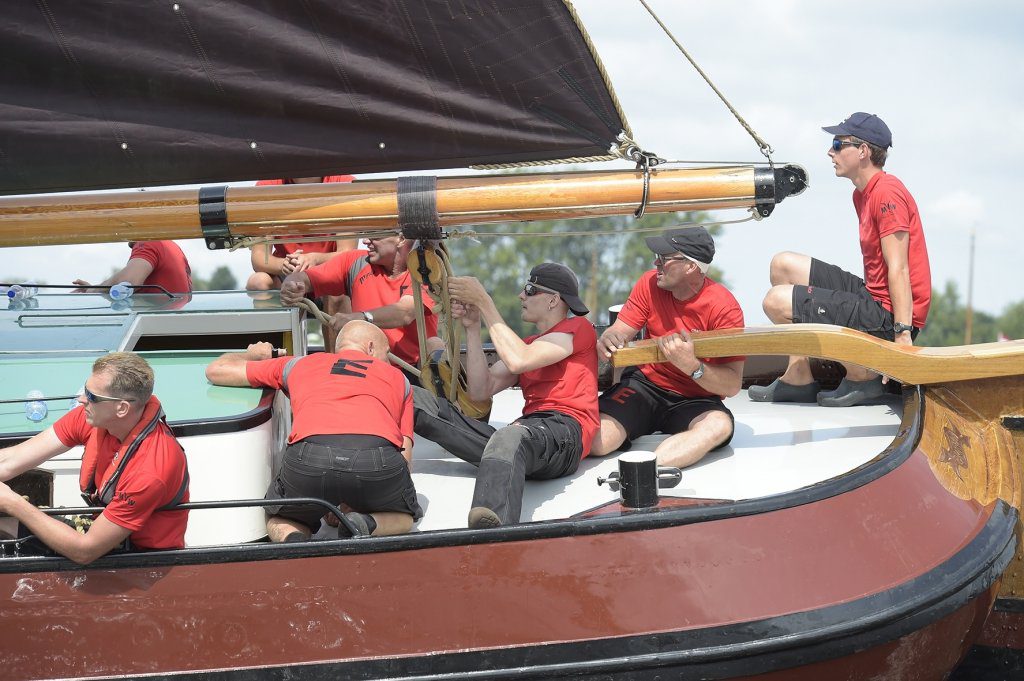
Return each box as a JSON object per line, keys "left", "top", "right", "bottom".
{"left": 644, "top": 226, "right": 715, "bottom": 271}
{"left": 822, "top": 112, "right": 892, "bottom": 149}
{"left": 527, "top": 262, "right": 589, "bottom": 316}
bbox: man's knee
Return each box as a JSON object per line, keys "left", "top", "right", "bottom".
{"left": 762, "top": 285, "right": 793, "bottom": 322}
{"left": 246, "top": 272, "right": 275, "bottom": 291}
{"left": 591, "top": 414, "right": 627, "bottom": 456}
{"left": 768, "top": 251, "right": 809, "bottom": 286}
{"left": 690, "top": 410, "right": 734, "bottom": 447}
{"left": 483, "top": 424, "right": 530, "bottom": 465}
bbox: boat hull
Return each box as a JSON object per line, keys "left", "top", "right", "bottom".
{"left": 1, "top": 445, "right": 1016, "bottom": 680}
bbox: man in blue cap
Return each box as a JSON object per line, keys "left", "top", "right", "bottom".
{"left": 750, "top": 112, "right": 932, "bottom": 407}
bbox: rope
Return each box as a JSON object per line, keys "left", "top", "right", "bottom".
{"left": 293, "top": 298, "right": 418, "bottom": 376}
{"left": 637, "top": 0, "right": 775, "bottom": 163}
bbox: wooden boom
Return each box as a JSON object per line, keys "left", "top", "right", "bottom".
{"left": 611, "top": 324, "right": 1024, "bottom": 385}
{"left": 0, "top": 165, "right": 805, "bottom": 247}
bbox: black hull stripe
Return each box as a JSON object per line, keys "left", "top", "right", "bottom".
{"left": 105, "top": 500, "right": 1021, "bottom": 681}
{"left": 0, "top": 389, "right": 924, "bottom": 574}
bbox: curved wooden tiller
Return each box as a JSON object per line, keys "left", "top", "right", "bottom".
{"left": 614, "top": 323, "right": 1024, "bottom": 600}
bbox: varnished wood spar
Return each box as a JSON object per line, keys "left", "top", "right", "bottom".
{"left": 0, "top": 166, "right": 761, "bottom": 247}
{"left": 611, "top": 324, "right": 1024, "bottom": 385}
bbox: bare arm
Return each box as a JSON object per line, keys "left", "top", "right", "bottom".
{"left": 459, "top": 304, "right": 519, "bottom": 400}
{"left": 250, "top": 242, "right": 289, "bottom": 277}
{"left": 0, "top": 487, "right": 131, "bottom": 565}
{"left": 659, "top": 331, "right": 744, "bottom": 397}
{"left": 401, "top": 436, "right": 413, "bottom": 467}
{"left": 205, "top": 342, "right": 275, "bottom": 386}
{"left": 329, "top": 294, "right": 420, "bottom": 331}
{"left": 881, "top": 231, "right": 914, "bottom": 346}
{"left": 0, "top": 428, "right": 68, "bottom": 481}
{"left": 72, "top": 258, "right": 155, "bottom": 292}
{"left": 597, "top": 319, "right": 641, "bottom": 359}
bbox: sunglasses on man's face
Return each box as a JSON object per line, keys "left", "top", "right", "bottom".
{"left": 83, "top": 386, "right": 134, "bottom": 404}
{"left": 523, "top": 282, "right": 558, "bottom": 297}
{"left": 654, "top": 254, "right": 691, "bottom": 267}
{"left": 831, "top": 138, "right": 863, "bottom": 152}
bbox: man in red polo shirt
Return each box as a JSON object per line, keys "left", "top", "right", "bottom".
{"left": 280, "top": 234, "right": 439, "bottom": 377}
{"left": 751, "top": 112, "right": 931, "bottom": 407}
{"left": 412, "top": 263, "right": 598, "bottom": 529}
{"left": 0, "top": 353, "right": 189, "bottom": 564}
{"left": 72, "top": 240, "right": 193, "bottom": 295}
{"left": 205, "top": 321, "right": 419, "bottom": 540}
{"left": 245, "top": 176, "right": 358, "bottom": 291}
{"left": 594, "top": 227, "right": 745, "bottom": 469}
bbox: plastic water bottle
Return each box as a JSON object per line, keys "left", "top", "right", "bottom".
{"left": 25, "top": 390, "right": 48, "bottom": 422}
{"left": 109, "top": 281, "right": 134, "bottom": 300}
{"left": 69, "top": 388, "right": 84, "bottom": 411}
{"left": 7, "top": 283, "right": 39, "bottom": 301}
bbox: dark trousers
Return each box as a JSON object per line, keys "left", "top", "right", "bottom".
{"left": 412, "top": 386, "right": 583, "bottom": 525}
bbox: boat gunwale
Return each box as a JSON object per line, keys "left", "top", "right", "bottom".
{"left": 0, "top": 387, "right": 923, "bottom": 574}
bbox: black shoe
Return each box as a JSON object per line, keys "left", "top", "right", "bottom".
{"left": 468, "top": 507, "right": 502, "bottom": 529}
{"left": 816, "top": 376, "right": 885, "bottom": 407}
{"left": 339, "top": 512, "right": 373, "bottom": 537}
{"left": 748, "top": 378, "right": 820, "bottom": 403}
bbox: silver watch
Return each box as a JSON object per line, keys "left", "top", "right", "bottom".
{"left": 362, "top": 310, "right": 374, "bottom": 324}
{"left": 690, "top": 362, "right": 705, "bottom": 380}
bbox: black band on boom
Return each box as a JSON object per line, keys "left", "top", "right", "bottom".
{"left": 397, "top": 176, "right": 441, "bottom": 241}
{"left": 198, "top": 185, "right": 230, "bottom": 250}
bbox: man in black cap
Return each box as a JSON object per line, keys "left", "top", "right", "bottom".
{"left": 593, "top": 226, "right": 744, "bottom": 469}
{"left": 412, "top": 263, "right": 599, "bottom": 529}
{"left": 750, "top": 112, "right": 931, "bottom": 407}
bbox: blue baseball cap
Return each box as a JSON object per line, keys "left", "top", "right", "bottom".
{"left": 822, "top": 112, "right": 892, "bottom": 149}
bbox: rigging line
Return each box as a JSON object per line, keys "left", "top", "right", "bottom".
{"left": 293, "top": 298, "right": 417, "bottom": 375}
{"left": 636, "top": 0, "right": 775, "bottom": 160}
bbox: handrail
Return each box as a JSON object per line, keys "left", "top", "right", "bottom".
{"left": 610, "top": 324, "right": 1024, "bottom": 385}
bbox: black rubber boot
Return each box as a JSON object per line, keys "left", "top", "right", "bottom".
{"left": 816, "top": 376, "right": 885, "bottom": 407}
{"left": 747, "top": 378, "right": 821, "bottom": 403}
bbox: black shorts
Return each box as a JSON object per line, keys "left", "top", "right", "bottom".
{"left": 266, "top": 436, "right": 423, "bottom": 532}
{"left": 792, "top": 259, "right": 917, "bottom": 342}
{"left": 598, "top": 368, "right": 734, "bottom": 448}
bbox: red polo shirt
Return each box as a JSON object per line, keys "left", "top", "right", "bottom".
{"left": 853, "top": 171, "right": 931, "bottom": 328}
{"left": 520, "top": 316, "right": 599, "bottom": 457}
{"left": 54, "top": 403, "right": 189, "bottom": 550}
{"left": 616, "top": 271, "right": 744, "bottom": 398}
{"left": 245, "top": 351, "right": 413, "bottom": 448}
{"left": 304, "top": 250, "right": 438, "bottom": 366}
{"left": 130, "top": 241, "right": 192, "bottom": 294}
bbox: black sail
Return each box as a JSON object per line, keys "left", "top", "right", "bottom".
{"left": 0, "top": 0, "right": 628, "bottom": 195}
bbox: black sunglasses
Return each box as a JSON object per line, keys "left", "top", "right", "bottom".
{"left": 831, "top": 138, "right": 863, "bottom": 152}
{"left": 653, "top": 254, "right": 691, "bottom": 266}
{"left": 523, "top": 282, "right": 558, "bottom": 297}
{"left": 83, "top": 386, "right": 134, "bottom": 404}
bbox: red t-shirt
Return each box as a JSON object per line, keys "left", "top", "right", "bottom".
{"left": 245, "top": 350, "right": 413, "bottom": 447}
{"left": 853, "top": 172, "right": 931, "bottom": 328}
{"left": 130, "top": 241, "right": 192, "bottom": 294}
{"left": 54, "top": 404, "right": 189, "bottom": 550}
{"left": 616, "top": 271, "right": 744, "bottom": 398}
{"left": 520, "top": 316, "right": 599, "bottom": 457}
{"left": 304, "top": 250, "right": 438, "bottom": 365}
{"left": 256, "top": 176, "right": 355, "bottom": 257}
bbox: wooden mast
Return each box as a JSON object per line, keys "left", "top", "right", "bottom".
{"left": 0, "top": 165, "right": 804, "bottom": 247}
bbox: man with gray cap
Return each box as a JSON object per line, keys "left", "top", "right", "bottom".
{"left": 593, "top": 226, "right": 744, "bottom": 469}
{"left": 412, "top": 263, "right": 598, "bottom": 529}
{"left": 751, "top": 112, "right": 931, "bottom": 407}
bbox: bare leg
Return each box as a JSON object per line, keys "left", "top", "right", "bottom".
{"left": 266, "top": 515, "right": 310, "bottom": 543}
{"left": 762, "top": 252, "right": 817, "bottom": 387}
{"left": 246, "top": 272, "right": 277, "bottom": 291}
{"left": 368, "top": 512, "right": 414, "bottom": 536}
{"left": 590, "top": 414, "right": 628, "bottom": 457}
{"left": 653, "top": 411, "right": 733, "bottom": 469}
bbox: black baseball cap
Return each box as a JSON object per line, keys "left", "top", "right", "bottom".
{"left": 644, "top": 227, "right": 715, "bottom": 271}
{"left": 528, "top": 263, "right": 589, "bottom": 316}
{"left": 822, "top": 112, "right": 893, "bottom": 149}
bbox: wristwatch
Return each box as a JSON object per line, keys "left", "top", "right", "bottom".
{"left": 893, "top": 322, "right": 914, "bottom": 334}
{"left": 690, "top": 362, "right": 705, "bottom": 380}
{"left": 362, "top": 310, "right": 375, "bottom": 324}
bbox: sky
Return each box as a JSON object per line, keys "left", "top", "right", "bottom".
{"left": 5, "top": 0, "right": 1023, "bottom": 326}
